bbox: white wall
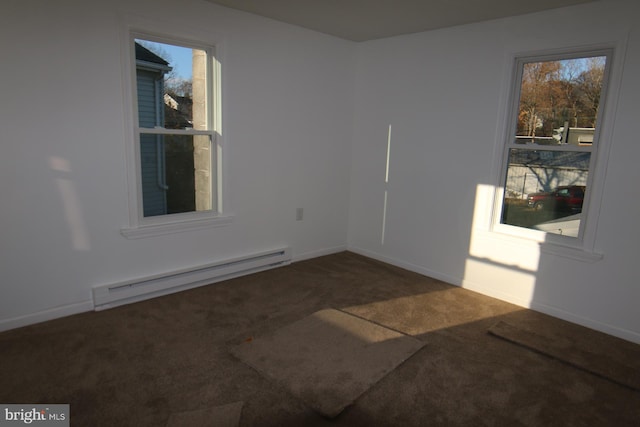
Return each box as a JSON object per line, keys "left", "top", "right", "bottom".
{"left": 348, "top": 0, "right": 640, "bottom": 343}
{"left": 3, "top": 0, "right": 639, "bottom": 344}
{"left": 0, "top": 0, "right": 354, "bottom": 328}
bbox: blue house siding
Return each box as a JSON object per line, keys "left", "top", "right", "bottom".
{"left": 136, "top": 69, "right": 167, "bottom": 217}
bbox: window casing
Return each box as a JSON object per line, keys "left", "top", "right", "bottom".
{"left": 493, "top": 48, "right": 613, "bottom": 253}
{"left": 121, "top": 28, "right": 228, "bottom": 238}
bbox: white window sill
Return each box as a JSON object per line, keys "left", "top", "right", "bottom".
{"left": 121, "top": 215, "right": 233, "bottom": 239}
{"left": 538, "top": 241, "right": 603, "bottom": 263}
{"left": 478, "top": 227, "right": 603, "bottom": 264}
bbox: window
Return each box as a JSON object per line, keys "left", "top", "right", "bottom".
{"left": 497, "top": 50, "right": 611, "bottom": 243}
{"left": 134, "top": 37, "right": 214, "bottom": 217}
{"left": 122, "top": 30, "right": 227, "bottom": 237}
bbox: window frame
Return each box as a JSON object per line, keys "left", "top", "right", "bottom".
{"left": 490, "top": 45, "right": 619, "bottom": 260}
{"left": 119, "top": 17, "right": 230, "bottom": 239}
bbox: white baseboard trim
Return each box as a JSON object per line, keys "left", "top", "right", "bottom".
{"left": 460, "top": 277, "right": 533, "bottom": 309}
{"left": 292, "top": 245, "right": 348, "bottom": 263}
{"left": 347, "top": 246, "right": 463, "bottom": 287}
{"left": 530, "top": 301, "right": 640, "bottom": 344}
{"left": 350, "top": 246, "right": 640, "bottom": 344}
{"left": 460, "top": 277, "right": 640, "bottom": 345}
{"left": 0, "top": 300, "right": 94, "bottom": 333}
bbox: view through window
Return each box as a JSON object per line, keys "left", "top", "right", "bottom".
{"left": 500, "top": 53, "right": 609, "bottom": 238}
{"left": 134, "top": 38, "right": 213, "bottom": 218}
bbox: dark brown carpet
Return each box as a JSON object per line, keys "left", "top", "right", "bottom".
{"left": 0, "top": 251, "right": 638, "bottom": 426}
{"left": 166, "top": 401, "right": 243, "bottom": 427}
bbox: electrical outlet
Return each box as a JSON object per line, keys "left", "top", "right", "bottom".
{"left": 296, "top": 208, "right": 304, "bottom": 221}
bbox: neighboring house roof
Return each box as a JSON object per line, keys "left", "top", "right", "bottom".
{"left": 135, "top": 43, "right": 169, "bottom": 65}
{"left": 164, "top": 94, "right": 193, "bottom": 129}
{"left": 135, "top": 42, "right": 172, "bottom": 73}
{"left": 164, "top": 104, "right": 192, "bottom": 129}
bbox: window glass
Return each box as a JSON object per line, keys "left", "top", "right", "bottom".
{"left": 134, "top": 38, "right": 213, "bottom": 218}
{"left": 514, "top": 56, "right": 605, "bottom": 145}
{"left": 500, "top": 54, "right": 608, "bottom": 238}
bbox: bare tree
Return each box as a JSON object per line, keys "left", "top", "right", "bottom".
{"left": 518, "top": 61, "right": 561, "bottom": 138}
{"left": 518, "top": 57, "right": 606, "bottom": 138}
{"left": 166, "top": 79, "right": 192, "bottom": 98}
{"left": 576, "top": 57, "right": 605, "bottom": 127}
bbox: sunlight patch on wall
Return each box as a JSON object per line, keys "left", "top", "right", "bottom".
{"left": 463, "top": 184, "right": 541, "bottom": 307}
{"left": 49, "top": 156, "right": 90, "bottom": 251}
{"left": 381, "top": 124, "right": 392, "bottom": 245}
{"left": 463, "top": 258, "right": 537, "bottom": 306}
{"left": 381, "top": 191, "right": 388, "bottom": 245}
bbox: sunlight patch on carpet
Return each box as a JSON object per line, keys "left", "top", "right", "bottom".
{"left": 343, "top": 290, "right": 521, "bottom": 336}
{"left": 231, "top": 309, "right": 425, "bottom": 418}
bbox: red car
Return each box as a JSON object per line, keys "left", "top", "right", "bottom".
{"left": 527, "top": 185, "right": 585, "bottom": 212}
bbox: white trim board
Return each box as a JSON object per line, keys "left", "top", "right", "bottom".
{"left": 0, "top": 300, "right": 94, "bottom": 333}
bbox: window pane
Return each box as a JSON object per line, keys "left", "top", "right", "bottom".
{"left": 134, "top": 37, "right": 212, "bottom": 219}
{"left": 140, "top": 134, "right": 211, "bottom": 217}
{"left": 134, "top": 39, "right": 207, "bottom": 130}
{"left": 515, "top": 56, "right": 606, "bottom": 146}
{"left": 501, "top": 149, "right": 589, "bottom": 237}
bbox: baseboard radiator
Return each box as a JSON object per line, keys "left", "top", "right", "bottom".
{"left": 92, "top": 247, "right": 292, "bottom": 311}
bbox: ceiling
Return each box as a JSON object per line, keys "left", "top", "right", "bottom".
{"left": 203, "top": 0, "right": 599, "bottom": 42}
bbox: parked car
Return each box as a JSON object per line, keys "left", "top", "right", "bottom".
{"left": 527, "top": 185, "right": 585, "bottom": 212}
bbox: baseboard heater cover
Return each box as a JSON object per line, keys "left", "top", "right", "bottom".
{"left": 92, "top": 247, "right": 291, "bottom": 310}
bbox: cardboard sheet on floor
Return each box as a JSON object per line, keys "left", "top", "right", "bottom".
{"left": 231, "top": 309, "right": 425, "bottom": 418}
{"left": 489, "top": 320, "right": 640, "bottom": 391}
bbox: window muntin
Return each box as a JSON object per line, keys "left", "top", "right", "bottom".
{"left": 133, "top": 37, "right": 214, "bottom": 218}
{"left": 498, "top": 52, "right": 610, "bottom": 239}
